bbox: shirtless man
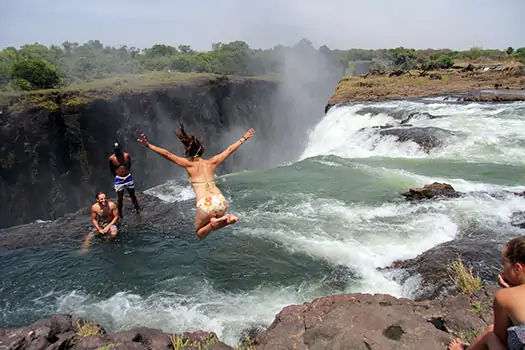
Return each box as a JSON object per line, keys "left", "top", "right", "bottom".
{"left": 108, "top": 142, "right": 140, "bottom": 217}
{"left": 81, "top": 192, "right": 119, "bottom": 251}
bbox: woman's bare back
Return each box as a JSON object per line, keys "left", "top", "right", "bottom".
{"left": 186, "top": 159, "right": 222, "bottom": 201}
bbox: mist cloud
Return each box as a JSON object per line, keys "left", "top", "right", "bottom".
{"left": 2, "top": 0, "right": 523, "bottom": 50}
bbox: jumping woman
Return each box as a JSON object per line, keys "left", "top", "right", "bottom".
{"left": 137, "top": 123, "right": 255, "bottom": 239}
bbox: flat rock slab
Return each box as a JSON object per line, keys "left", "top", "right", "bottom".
{"left": 252, "top": 288, "right": 497, "bottom": 350}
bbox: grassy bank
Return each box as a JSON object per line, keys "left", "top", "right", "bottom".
{"left": 328, "top": 61, "right": 525, "bottom": 105}
{"left": 0, "top": 72, "right": 278, "bottom": 113}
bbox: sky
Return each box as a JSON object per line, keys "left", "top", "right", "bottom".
{"left": 1, "top": 0, "right": 524, "bottom": 51}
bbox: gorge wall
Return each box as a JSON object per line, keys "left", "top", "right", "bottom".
{"left": 0, "top": 64, "right": 343, "bottom": 229}
{"left": 0, "top": 77, "right": 272, "bottom": 228}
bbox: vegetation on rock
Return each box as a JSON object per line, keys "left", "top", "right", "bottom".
{"left": 448, "top": 254, "right": 484, "bottom": 294}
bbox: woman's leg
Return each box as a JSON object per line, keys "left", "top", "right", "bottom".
{"left": 448, "top": 325, "right": 506, "bottom": 350}
{"left": 194, "top": 208, "right": 239, "bottom": 239}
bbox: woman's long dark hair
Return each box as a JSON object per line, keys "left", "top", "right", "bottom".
{"left": 175, "top": 122, "right": 204, "bottom": 159}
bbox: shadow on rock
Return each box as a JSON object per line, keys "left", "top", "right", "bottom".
{"left": 377, "top": 238, "right": 503, "bottom": 301}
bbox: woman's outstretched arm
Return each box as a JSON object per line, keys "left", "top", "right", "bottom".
{"left": 137, "top": 133, "right": 191, "bottom": 168}
{"left": 210, "top": 128, "right": 255, "bottom": 166}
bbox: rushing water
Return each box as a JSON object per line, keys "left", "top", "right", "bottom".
{"left": 2, "top": 98, "right": 525, "bottom": 346}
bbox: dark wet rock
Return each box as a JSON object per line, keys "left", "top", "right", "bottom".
{"left": 354, "top": 107, "right": 442, "bottom": 123}
{"left": 378, "top": 127, "right": 454, "bottom": 152}
{"left": 238, "top": 325, "right": 267, "bottom": 347}
{"left": 252, "top": 286, "right": 498, "bottom": 350}
{"left": 514, "top": 190, "right": 525, "bottom": 197}
{"left": 0, "top": 191, "right": 186, "bottom": 252}
{"left": 510, "top": 211, "right": 525, "bottom": 229}
{"left": 377, "top": 238, "right": 502, "bottom": 301}
{"left": 325, "top": 103, "right": 335, "bottom": 114}
{"left": 401, "top": 182, "right": 462, "bottom": 201}
{"left": 358, "top": 123, "right": 409, "bottom": 132}
{"left": 0, "top": 314, "right": 231, "bottom": 350}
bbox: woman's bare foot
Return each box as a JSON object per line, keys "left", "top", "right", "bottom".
{"left": 448, "top": 339, "right": 465, "bottom": 350}
{"left": 210, "top": 216, "right": 227, "bottom": 229}
{"left": 226, "top": 214, "right": 239, "bottom": 224}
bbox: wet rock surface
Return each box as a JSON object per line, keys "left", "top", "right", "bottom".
{"left": 378, "top": 126, "right": 454, "bottom": 152}
{"left": 378, "top": 238, "right": 503, "bottom": 301}
{"left": 0, "top": 191, "right": 185, "bottom": 252}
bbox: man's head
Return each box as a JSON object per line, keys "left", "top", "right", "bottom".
{"left": 113, "top": 142, "right": 122, "bottom": 155}
{"left": 96, "top": 192, "right": 108, "bottom": 206}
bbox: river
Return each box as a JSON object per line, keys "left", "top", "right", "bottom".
{"left": 1, "top": 98, "right": 525, "bottom": 346}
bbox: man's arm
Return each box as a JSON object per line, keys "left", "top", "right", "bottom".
{"left": 91, "top": 206, "right": 102, "bottom": 233}
{"left": 108, "top": 202, "right": 119, "bottom": 226}
{"left": 210, "top": 129, "right": 255, "bottom": 166}
{"left": 126, "top": 153, "right": 132, "bottom": 171}
{"left": 108, "top": 157, "right": 116, "bottom": 176}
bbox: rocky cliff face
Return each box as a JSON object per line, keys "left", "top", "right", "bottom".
{"left": 0, "top": 75, "right": 329, "bottom": 229}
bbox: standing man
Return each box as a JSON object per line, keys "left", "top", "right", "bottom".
{"left": 108, "top": 142, "right": 140, "bottom": 217}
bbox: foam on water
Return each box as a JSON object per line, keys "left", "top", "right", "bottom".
{"left": 53, "top": 279, "right": 322, "bottom": 345}
{"left": 300, "top": 101, "right": 525, "bottom": 165}
{"left": 144, "top": 180, "right": 195, "bottom": 202}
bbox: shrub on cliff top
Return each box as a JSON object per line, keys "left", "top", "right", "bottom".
{"left": 447, "top": 254, "right": 483, "bottom": 294}
{"left": 11, "top": 58, "right": 61, "bottom": 90}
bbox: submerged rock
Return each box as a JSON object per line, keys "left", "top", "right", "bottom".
{"left": 378, "top": 126, "right": 453, "bottom": 152}
{"left": 401, "top": 182, "right": 462, "bottom": 201}
{"left": 510, "top": 211, "right": 525, "bottom": 229}
{"left": 0, "top": 191, "right": 184, "bottom": 252}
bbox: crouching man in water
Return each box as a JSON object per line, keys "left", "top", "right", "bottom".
{"left": 81, "top": 192, "right": 119, "bottom": 251}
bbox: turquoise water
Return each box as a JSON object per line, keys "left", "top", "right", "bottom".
{"left": 2, "top": 98, "right": 525, "bottom": 346}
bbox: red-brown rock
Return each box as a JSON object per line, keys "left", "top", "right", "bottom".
{"left": 401, "top": 182, "right": 461, "bottom": 201}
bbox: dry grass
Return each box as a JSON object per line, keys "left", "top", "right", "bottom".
{"left": 75, "top": 319, "right": 102, "bottom": 337}
{"left": 66, "top": 319, "right": 103, "bottom": 347}
{"left": 447, "top": 254, "right": 483, "bottom": 294}
{"left": 0, "top": 71, "right": 276, "bottom": 113}
{"left": 329, "top": 62, "right": 525, "bottom": 105}
{"left": 169, "top": 333, "right": 219, "bottom": 350}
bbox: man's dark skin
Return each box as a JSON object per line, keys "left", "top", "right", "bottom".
{"left": 108, "top": 144, "right": 140, "bottom": 217}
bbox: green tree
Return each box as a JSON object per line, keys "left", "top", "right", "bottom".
{"left": 11, "top": 58, "right": 61, "bottom": 90}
